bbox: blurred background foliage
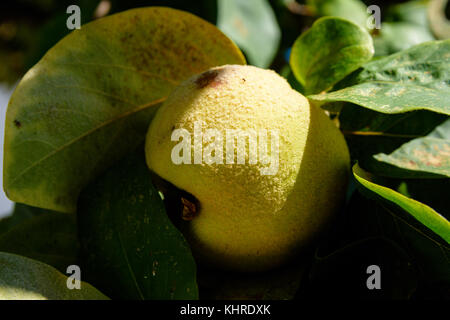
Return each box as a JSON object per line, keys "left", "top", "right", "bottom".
{"left": 1, "top": 0, "right": 449, "bottom": 85}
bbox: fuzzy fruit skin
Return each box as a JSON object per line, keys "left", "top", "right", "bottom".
{"left": 145, "top": 65, "right": 350, "bottom": 272}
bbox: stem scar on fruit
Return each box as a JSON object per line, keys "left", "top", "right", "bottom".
{"left": 181, "top": 197, "right": 198, "bottom": 221}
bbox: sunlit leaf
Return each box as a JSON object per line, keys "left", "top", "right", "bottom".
{"left": 0, "top": 252, "right": 108, "bottom": 300}
{"left": 4, "top": 7, "right": 246, "bottom": 213}
{"left": 353, "top": 163, "right": 450, "bottom": 244}
{"left": 290, "top": 17, "right": 373, "bottom": 94}
{"left": 309, "top": 40, "right": 450, "bottom": 115}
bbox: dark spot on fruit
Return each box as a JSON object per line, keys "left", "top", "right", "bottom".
{"left": 181, "top": 196, "right": 198, "bottom": 221}
{"left": 195, "top": 70, "right": 220, "bottom": 89}
{"left": 241, "top": 78, "right": 246, "bottom": 83}
{"left": 14, "top": 120, "right": 21, "bottom": 128}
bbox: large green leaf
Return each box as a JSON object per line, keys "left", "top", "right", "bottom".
{"left": 290, "top": 17, "right": 373, "bottom": 94}
{"left": 0, "top": 252, "right": 108, "bottom": 300}
{"left": 4, "top": 7, "right": 246, "bottom": 213}
{"left": 353, "top": 163, "right": 450, "bottom": 244}
{"left": 217, "top": 0, "right": 280, "bottom": 68}
{"left": 0, "top": 212, "right": 78, "bottom": 273}
{"left": 78, "top": 148, "right": 198, "bottom": 300}
{"left": 309, "top": 40, "right": 450, "bottom": 115}
{"left": 339, "top": 104, "right": 448, "bottom": 175}
{"left": 373, "top": 119, "right": 450, "bottom": 178}
{"left": 307, "top": 0, "right": 368, "bottom": 27}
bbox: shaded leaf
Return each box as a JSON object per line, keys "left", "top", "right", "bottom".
{"left": 198, "top": 252, "right": 310, "bottom": 300}
{"left": 339, "top": 105, "right": 448, "bottom": 174}
{"left": 297, "top": 236, "right": 418, "bottom": 299}
{"left": 78, "top": 147, "right": 198, "bottom": 300}
{"left": 307, "top": 0, "right": 368, "bottom": 27}
{"left": 0, "top": 212, "right": 78, "bottom": 273}
{"left": 4, "top": 7, "right": 246, "bottom": 213}
{"left": 309, "top": 40, "right": 450, "bottom": 115}
{"left": 0, "top": 252, "right": 108, "bottom": 300}
{"left": 340, "top": 105, "right": 447, "bottom": 135}
{"left": 0, "top": 203, "right": 48, "bottom": 235}
{"left": 217, "top": 0, "right": 280, "bottom": 68}
{"left": 345, "top": 190, "right": 450, "bottom": 286}
{"left": 353, "top": 163, "right": 450, "bottom": 244}
{"left": 290, "top": 17, "right": 373, "bottom": 94}
{"left": 373, "top": 119, "right": 450, "bottom": 178}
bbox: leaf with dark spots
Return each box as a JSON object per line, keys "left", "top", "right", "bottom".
{"left": 4, "top": 7, "right": 246, "bottom": 213}
{"left": 77, "top": 148, "right": 198, "bottom": 300}
{"left": 373, "top": 118, "right": 450, "bottom": 178}
{"left": 309, "top": 40, "right": 450, "bottom": 115}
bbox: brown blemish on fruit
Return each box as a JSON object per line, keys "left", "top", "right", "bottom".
{"left": 13, "top": 120, "right": 21, "bottom": 128}
{"left": 195, "top": 70, "right": 221, "bottom": 89}
{"left": 181, "top": 197, "right": 198, "bottom": 220}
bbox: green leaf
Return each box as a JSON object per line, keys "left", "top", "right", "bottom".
{"left": 340, "top": 106, "right": 447, "bottom": 135}
{"left": 0, "top": 203, "right": 48, "bottom": 235}
{"left": 0, "top": 252, "right": 108, "bottom": 300}
{"left": 78, "top": 147, "right": 198, "bottom": 300}
{"left": 395, "top": 179, "right": 449, "bottom": 219}
{"left": 0, "top": 212, "right": 78, "bottom": 273}
{"left": 373, "top": 22, "right": 435, "bottom": 56}
{"left": 386, "top": 0, "right": 430, "bottom": 27}
{"left": 4, "top": 7, "right": 246, "bottom": 213}
{"left": 309, "top": 40, "right": 450, "bottom": 115}
{"left": 290, "top": 17, "right": 374, "bottom": 94}
{"left": 307, "top": 0, "right": 368, "bottom": 27}
{"left": 373, "top": 119, "right": 450, "bottom": 178}
{"left": 217, "top": 0, "right": 280, "bottom": 68}
{"left": 339, "top": 105, "right": 448, "bottom": 173}
{"left": 352, "top": 163, "right": 450, "bottom": 244}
